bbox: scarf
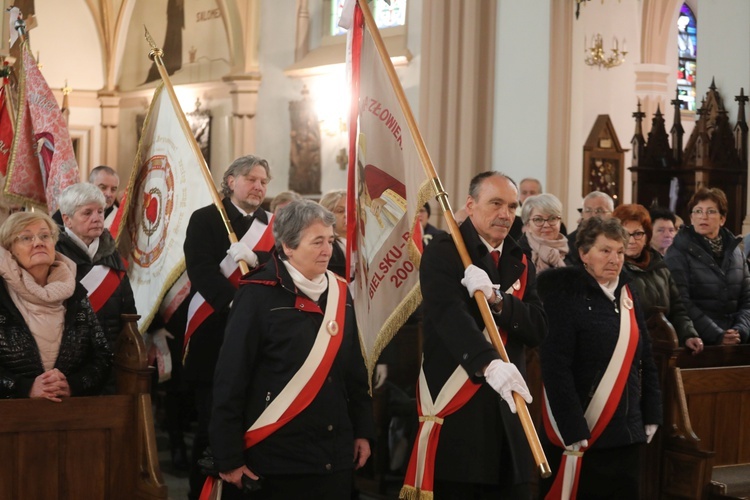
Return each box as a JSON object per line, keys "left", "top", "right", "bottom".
{"left": 625, "top": 248, "right": 651, "bottom": 270}
{"left": 0, "top": 247, "right": 76, "bottom": 370}
{"left": 703, "top": 234, "right": 724, "bottom": 260}
{"left": 526, "top": 231, "right": 569, "bottom": 272}
{"left": 65, "top": 227, "right": 100, "bottom": 260}
{"left": 282, "top": 260, "right": 328, "bottom": 302}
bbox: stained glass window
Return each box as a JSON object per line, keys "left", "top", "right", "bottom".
{"left": 331, "top": 0, "right": 407, "bottom": 36}
{"left": 677, "top": 3, "right": 697, "bottom": 111}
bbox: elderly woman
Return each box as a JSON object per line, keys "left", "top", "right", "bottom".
{"left": 518, "top": 193, "right": 571, "bottom": 272}
{"left": 0, "top": 212, "right": 112, "bottom": 400}
{"left": 319, "top": 189, "right": 348, "bottom": 278}
{"left": 665, "top": 187, "right": 750, "bottom": 346}
{"left": 537, "top": 217, "right": 662, "bottom": 498}
{"left": 613, "top": 204, "right": 704, "bottom": 354}
{"left": 56, "top": 183, "right": 136, "bottom": 353}
{"left": 208, "top": 200, "right": 374, "bottom": 499}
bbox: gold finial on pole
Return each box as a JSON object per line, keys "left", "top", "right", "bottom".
{"left": 144, "top": 27, "right": 163, "bottom": 61}
{"left": 62, "top": 79, "right": 72, "bottom": 96}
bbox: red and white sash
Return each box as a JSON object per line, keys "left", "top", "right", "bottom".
{"left": 80, "top": 265, "right": 124, "bottom": 313}
{"left": 542, "top": 286, "right": 639, "bottom": 500}
{"left": 183, "top": 213, "right": 274, "bottom": 353}
{"left": 200, "top": 271, "right": 347, "bottom": 500}
{"left": 400, "top": 258, "right": 528, "bottom": 500}
{"left": 104, "top": 204, "right": 119, "bottom": 231}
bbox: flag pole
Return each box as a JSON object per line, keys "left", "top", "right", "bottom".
{"left": 144, "top": 28, "right": 249, "bottom": 276}
{"left": 356, "top": 0, "right": 550, "bottom": 478}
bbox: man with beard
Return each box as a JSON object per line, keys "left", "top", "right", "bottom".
{"left": 402, "top": 171, "right": 546, "bottom": 499}
{"left": 182, "top": 155, "right": 274, "bottom": 499}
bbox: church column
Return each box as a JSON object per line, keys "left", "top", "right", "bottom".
{"left": 224, "top": 74, "right": 262, "bottom": 160}
{"left": 98, "top": 91, "right": 120, "bottom": 171}
{"left": 419, "top": 0, "right": 497, "bottom": 212}
{"left": 634, "top": 64, "right": 671, "bottom": 134}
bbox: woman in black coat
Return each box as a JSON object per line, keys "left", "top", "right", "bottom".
{"left": 0, "top": 211, "right": 112, "bottom": 400}
{"left": 208, "top": 200, "right": 374, "bottom": 499}
{"left": 664, "top": 187, "right": 750, "bottom": 346}
{"left": 537, "top": 217, "right": 662, "bottom": 498}
{"left": 613, "top": 203, "right": 704, "bottom": 353}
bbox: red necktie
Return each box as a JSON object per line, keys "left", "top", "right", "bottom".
{"left": 491, "top": 250, "right": 500, "bottom": 267}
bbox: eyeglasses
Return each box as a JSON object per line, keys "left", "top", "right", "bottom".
{"left": 14, "top": 232, "right": 53, "bottom": 246}
{"left": 691, "top": 208, "right": 720, "bottom": 217}
{"left": 583, "top": 208, "right": 612, "bottom": 216}
{"left": 628, "top": 231, "right": 646, "bottom": 241}
{"left": 530, "top": 216, "right": 561, "bottom": 227}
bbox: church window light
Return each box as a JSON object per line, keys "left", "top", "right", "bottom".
{"left": 331, "top": 0, "right": 407, "bottom": 36}
{"left": 677, "top": 3, "right": 697, "bottom": 111}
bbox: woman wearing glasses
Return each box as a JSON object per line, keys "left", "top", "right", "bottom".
{"left": 0, "top": 211, "right": 112, "bottom": 400}
{"left": 518, "top": 193, "right": 572, "bottom": 273}
{"left": 665, "top": 187, "right": 750, "bottom": 346}
{"left": 613, "top": 204, "right": 703, "bottom": 354}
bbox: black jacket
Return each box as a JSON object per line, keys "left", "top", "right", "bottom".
{"left": 0, "top": 279, "right": 113, "bottom": 398}
{"left": 56, "top": 229, "right": 136, "bottom": 349}
{"left": 623, "top": 248, "right": 699, "bottom": 345}
{"left": 182, "top": 198, "right": 272, "bottom": 382}
{"left": 209, "top": 253, "right": 374, "bottom": 475}
{"left": 664, "top": 225, "right": 750, "bottom": 345}
{"left": 537, "top": 266, "right": 662, "bottom": 450}
{"left": 419, "top": 219, "right": 547, "bottom": 485}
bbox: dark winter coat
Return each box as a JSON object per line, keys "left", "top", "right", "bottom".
{"left": 56, "top": 229, "right": 136, "bottom": 349}
{"left": 419, "top": 219, "right": 547, "bottom": 485}
{"left": 664, "top": 225, "right": 750, "bottom": 344}
{"left": 209, "top": 253, "right": 374, "bottom": 475}
{"left": 623, "top": 248, "right": 699, "bottom": 345}
{"left": 182, "top": 198, "right": 272, "bottom": 382}
{"left": 537, "top": 266, "right": 662, "bottom": 450}
{"left": 0, "top": 278, "right": 112, "bottom": 398}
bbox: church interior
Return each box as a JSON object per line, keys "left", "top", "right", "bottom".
{"left": 1, "top": 0, "right": 749, "bottom": 499}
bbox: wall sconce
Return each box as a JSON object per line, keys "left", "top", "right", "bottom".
{"left": 584, "top": 34, "right": 627, "bottom": 69}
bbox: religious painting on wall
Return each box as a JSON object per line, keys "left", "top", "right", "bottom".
{"left": 288, "top": 87, "right": 321, "bottom": 195}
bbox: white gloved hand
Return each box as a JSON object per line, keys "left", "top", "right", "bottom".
{"left": 645, "top": 424, "right": 658, "bottom": 444}
{"left": 483, "top": 359, "right": 532, "bottom": 413}
{"left": 227, "top": 242, "right": 258, "bottom": 268}
{"left": 374, "top": 364, "right": 388, "bottom": 389}
{"left": 461, "top": 264, "right": 498, "bottom": 300}
{"left": 564, "top": 439, "right": 589, "bottom": 452}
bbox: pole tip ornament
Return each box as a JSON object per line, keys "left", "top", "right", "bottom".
{"left": 143, "top": 26, "right": 163, "bottom": 61}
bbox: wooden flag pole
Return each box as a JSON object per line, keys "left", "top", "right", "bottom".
{"left": 144, "top": 29, "right": 249, "bottom": 276}
{"left": 356, "top": 0, "right": 550, "bottom": 478}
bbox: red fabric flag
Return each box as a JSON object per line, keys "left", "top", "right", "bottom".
{"left": 4, "top": 44, "right": 79, "bottom": 212}
{"left": 0, "top": 86, "right": 14, "bottom": 177}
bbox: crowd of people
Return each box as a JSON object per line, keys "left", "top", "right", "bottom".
{"left": 1, "top": 158, "right": 749, "bottom": 499}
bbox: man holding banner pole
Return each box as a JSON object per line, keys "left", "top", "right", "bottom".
{"left": 401, "top": 172, "right": 547, "bottom": 500}
{"left": 182, "top": 155, "right": 275, "bottom": 500}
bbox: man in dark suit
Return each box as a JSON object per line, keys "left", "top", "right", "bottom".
{"left": 182, "top": 155, "right": 274, "bottom": 500}
{"left": 415, "top": 171, "right": 546, "bottom": 499}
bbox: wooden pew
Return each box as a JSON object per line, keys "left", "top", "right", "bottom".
{"left": 0, "top": 314, "right": 167, "bottom": 500}
{"left": 648, "top": 311, "right": 750, "bottom": 500}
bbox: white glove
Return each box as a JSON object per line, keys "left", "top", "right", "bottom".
{"left": 483, "top": 359, "right": 532, "bottom": 413}
{"left": 374, "top": 364, "right": 388, "bottom": 389}
{"left": 461, "top": 264, "right": 498, "bottom": 300}
{"left": 227, "top": 242, "right": 258, "bottom": 268}
{"left": 564, "top": 439, "right": 589, "bottom": 452}
{"left": 645, "top": 424, "right": 658, "bottom": 444}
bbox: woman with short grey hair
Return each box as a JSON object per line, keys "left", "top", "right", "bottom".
{"left": 518, "top": 193, "right": 571, "bottom": 273}
{"left": 209, "top": 199, "right": 374, "bottom": 499}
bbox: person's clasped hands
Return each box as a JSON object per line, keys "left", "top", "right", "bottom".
{"left": 30, "top": 368, "right": 71, "bottom": 402}
{"left": 227, "top": 242, "right": 258, "bottom": 268}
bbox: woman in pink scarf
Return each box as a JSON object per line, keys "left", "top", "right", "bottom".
{"left": 0, "top": 211, "right": 111, "bottom": 400}
{"left": 517, "top": 193, "right": 572, "bottom": 273}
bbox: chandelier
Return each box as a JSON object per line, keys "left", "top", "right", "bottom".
{"left": 585, "top": 34, "right": 627, "bottom": 69}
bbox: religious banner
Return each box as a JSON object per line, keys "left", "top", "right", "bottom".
{"left": 120, "top": 82, "right": 213, "bottom": 333}
{"left": 0, "top": 85, "right": 14, "bottom": 177}
{"left": 4, "top": 44, "right": 79, "bottom": 212}
{"left": 344, "top": 1, "right": 433, "bottom": 376}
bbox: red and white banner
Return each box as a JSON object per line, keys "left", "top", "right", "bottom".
{"left": 80, "top": 265, "right": 124, "bottom": 313}
{"left": 121, "top": 82, "right": 214, "bottom": 333}
{"left": 4, "top": 44, "right": 79, "bottom": 212}
{"left": 344, "top": 0, "right": 433, "bottom": 376}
